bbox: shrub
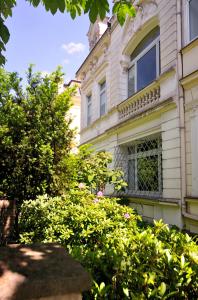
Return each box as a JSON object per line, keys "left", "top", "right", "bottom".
{"left": 19, "top": 191, "right": 198, "bottom": 299}
{"left": 53, "top": 144, "right": 127, "bottom": 194}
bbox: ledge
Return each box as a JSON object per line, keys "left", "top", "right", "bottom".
{"left": 181, "top": 37, "right": 198, "bottom": 55}
{"left": 185, "top": 197, "right": 198, "bottom": 203}
{"left": 180, "top": 70, "right": 198, "bottom": 89}
{"left": 0, "top": 243, "right": 91, "bottom": 300}
{"left": 117, "top": 195, "right": 180, "bottom": 207}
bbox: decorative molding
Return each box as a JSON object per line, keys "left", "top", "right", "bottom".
{"left": 122, "top": 0, "right": 158, "bottom": 55}
{"left": 118, "top": 81, "right": 160, "bottom": 120}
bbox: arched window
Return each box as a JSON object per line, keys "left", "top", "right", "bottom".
{"left": 128, "top": 26, "right": 160, "bottom": 97}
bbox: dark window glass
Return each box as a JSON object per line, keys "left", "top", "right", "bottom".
{"left": 137, "top": 46, "right": 156, "bottom": 91}
{"left": 189, "top": 0, "right": 198, "bottom": 41}
{"left": 128, "top": 159, "right": 135, "bottom": 190}
{"left": 100, "top": 90, "right": 106, "bottom": 116}
{"left": 128, "top": 65, "right": 135, "bottom": 97}
{"left": 87, "top": 95, "right": 91, "bottom": 125}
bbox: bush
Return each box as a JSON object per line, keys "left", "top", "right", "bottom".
{"left": 19, "top": 191, "right": 198, "bottom": 299}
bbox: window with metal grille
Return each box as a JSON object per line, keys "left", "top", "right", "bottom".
{"left": 87, "top": 95, "right": 92, "bottom": 125}
{"left": 100, "top": 80, "right": 106, "bottom": 116}
{"left": 127, "top": 135, "right": 162, "bottom": 197}
{"left": 189, "top": 0, "right": 198, "bottom": 41}
{"left": 128, "top": 27, "right": 160, "bottom": 97}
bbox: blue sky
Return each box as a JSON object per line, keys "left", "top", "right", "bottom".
{"left": 5, "top": 0, "right": 90, "bottom": 84}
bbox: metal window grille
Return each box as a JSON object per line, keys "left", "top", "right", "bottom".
{"left": 114, "top": 134, "right": 162, "bottom": 197}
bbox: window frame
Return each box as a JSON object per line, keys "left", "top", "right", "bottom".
{"left": 186, "top": 0, "right": 198, "bottom": 43}
{"left": 127, "top": 135, "right": 162, "bottom": 197}
{"left": 86, "top": 94, "right": 92, "bottom": 126}
{"left": 99, "top": 80, "right": 106, "bottom": 117}
{"left": 128, "top": 34, "right": 160, "bottom": 97}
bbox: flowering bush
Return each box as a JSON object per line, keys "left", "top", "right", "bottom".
{"left": 19, "top": 190, "right": 198, "bottom": 299}
{"left": 53, "top": 144, "right": 127, "bottom": 194}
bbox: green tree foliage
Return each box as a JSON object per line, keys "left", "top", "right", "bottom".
{"left": 0, "top": 66, "right": 75, "bottom": 202}
{"left": 19, "top": 191, "right": 198, "bottom": 299}
{"left": 0, "top": 0, "right": 136, "bottom": 64}
{"left": 53, "top": 144, "right": 127, "bottom": 194}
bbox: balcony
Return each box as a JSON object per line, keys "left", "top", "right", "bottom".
{"left": 118, "top": 81, "right": 160, "bottom": 121}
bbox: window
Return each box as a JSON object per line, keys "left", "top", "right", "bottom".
{"left": 189, "top": 0, "right": 198, "bottom": 41}
{"left": 127, "top": 135, "right": 162, "bottom": 197}
{"left": 100, "top": 80, "right": 106, "bottom": 116}
{"left": 128, "top": 27, "right": 160, "bottom": 97}
{"left": 87, "top": 95, "right": 92, "bottom": 125}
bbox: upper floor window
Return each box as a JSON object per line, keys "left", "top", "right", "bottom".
{"left": 87, "top": 95, "right": 92, "bottom": 125}
{"left": 100, "top": 80, "right": 106, "bottom": 116}
{"left": 128, "top": 27, "right": 160, "bottom": 97}
{"left": 189, "top": 0, "right": 198, "bottom": 41}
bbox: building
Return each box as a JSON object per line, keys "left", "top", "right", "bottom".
{"left": 76, "top": 0, "right": 198, "bottom": 233}
{"left": 62, "top": 80, "right": 81, "bottom": 149}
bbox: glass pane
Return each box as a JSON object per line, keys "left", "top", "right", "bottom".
{"left": 128, "top": 65, "right": 135, "bottom": 97}
{"left": 100, "top": 91, "right": 106, "bottom": 116}
{"left": 189, "top": 0, "right": 198, "bottom": 41}
{"left": 100, "top": 91, "right": 106, "bottom": 105}
{"left": 87, "top": 103, "right": 91, "bottom": 125}
{"left": 100, "top": 81, "right": 106, "bottom": 91}
{"left": 137, "top": 46, "right": 156, "bottom": 91}
{"left": 100, "top": 103, "right": 106, "bottom": 116}
{"left": 137, "top": 138, "right": 159, "bottom": 153}
{"left": 137, "top": 155, "right": 159, "bottom": 191}
{"left": 130, "top": 27, "right": 160, "bottom": 61}
{"left": 128, "top": 159, "right": 135, "bottom": 190}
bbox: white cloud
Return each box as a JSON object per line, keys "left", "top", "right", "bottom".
{"left": 63, "top": 59, "right": 70, "bottom": 65}
{"left": 62, "top": 42, "right": 85, "bottom": 54}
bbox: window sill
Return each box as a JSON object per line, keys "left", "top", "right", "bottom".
{"left": 181, "top": 36, "right": 198, "bottom": 55}
{"left": 113, "top": 193, "right": 180, "bottom": 206}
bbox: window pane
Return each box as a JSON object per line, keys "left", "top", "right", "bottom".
{"left": 128, "top": 159, "right": 135, "bottom": 190}
{"left": 137, "top": 46, "right": 156, "bottom": 91}
{"left": 100, "top": 103, "right": 106, "bottom": 116}
{"left": 130, "top": 26, "right": 160, "bottom": 61}
{"left": 137, "top": 156, "right": 159, "bottom": 191}
{"left": 128, "top": 65, "right": 135, "bottom": 97}
{"left": 87, "top": 95, "right": 91, "bottom": 125}
{"left": 100, "top": 91, "right": 106, "bottom": 116}
{"left": 100, "top": 81, "right": 106, "bottom": 91}
{"left": 189, "top": 0, "right": 198, "bottom": 41}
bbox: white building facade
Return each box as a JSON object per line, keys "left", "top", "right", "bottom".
{"left": 76, "top": 0, "right": 198, "bottom": 233}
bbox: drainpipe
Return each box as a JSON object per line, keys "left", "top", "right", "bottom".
{"left": 176, "top": 0, "right": 187, "bottom": 223}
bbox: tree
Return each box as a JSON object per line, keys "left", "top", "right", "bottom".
{"left": 0, "top": 0, "right": 136, "bottom": 64}
{"left": 0, "top": 66, "right": 75, "bottom": 203}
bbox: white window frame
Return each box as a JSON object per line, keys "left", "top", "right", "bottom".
{"left": 128, "top": 35, "right": 160, "bottom": 97}
{"left": 99, "top": 80, "right": 106, "bottom": 117}
{"left": 186, "top": 0, "right": 198, "bottom": 43}
{"left": 87, "top": 94, "right": 92, "bottom": 126}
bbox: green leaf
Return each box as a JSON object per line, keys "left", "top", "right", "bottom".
{"left": 89, "top": 4, "right": 98, "bottom": 23}
{"left": 123, "top": 287, "right": 129, "bottom": 297}
{"left": 57, "top": 0, "right": 65, "bottom": 13}
{"left": 159, "top": 282, "right": 166, "bottom": 297}
{"left": 31, "top": 0, "right": 40, "bottom": 7}
{"left": 0, "top": 20, "right": 10, "bottom": 44}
